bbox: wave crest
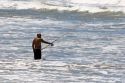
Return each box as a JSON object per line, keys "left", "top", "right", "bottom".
{"left": 0, "top": 0, "right": 125, "bottom": 16}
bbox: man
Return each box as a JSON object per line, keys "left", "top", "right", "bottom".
{"left": 32, "top": 33, "right": 53, "bottom": 60}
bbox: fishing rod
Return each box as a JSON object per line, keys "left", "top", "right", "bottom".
{"left": 41, "top": 33, "right": 66, "bottom": 50}
{"left": 41, "top": 38, "right": 59, "bottom": 50}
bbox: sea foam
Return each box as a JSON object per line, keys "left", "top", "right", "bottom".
{"left": 0, "top": 0, "right": 125, "bottom": 13}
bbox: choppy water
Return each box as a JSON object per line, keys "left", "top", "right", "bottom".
{"left": 0, "top": 0, "right": 125, "bottom": 83}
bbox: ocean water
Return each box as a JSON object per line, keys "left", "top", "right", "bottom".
{"left": 0, "top": 0, "right": 125, "bottom": 83}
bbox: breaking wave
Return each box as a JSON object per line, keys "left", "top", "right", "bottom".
{"left": 0, "top": 0, "right": 125, "bottom": 13}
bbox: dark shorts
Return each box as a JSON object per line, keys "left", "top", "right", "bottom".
{"left": 34, "top": 49, "right": 41, "bottom": 60}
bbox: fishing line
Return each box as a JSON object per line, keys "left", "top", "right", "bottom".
{"left": 41, "top": 33, "right": 67, "bottom": 50}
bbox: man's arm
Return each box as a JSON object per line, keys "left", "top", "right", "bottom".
{"left": 41, "top": 39, "right": 53, "bottom": 46}
{"left": 32, "top": 39, "right": 35, "bottom": 49}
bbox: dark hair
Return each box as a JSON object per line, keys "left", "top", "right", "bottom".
{"left": 37, "top": 33, "right": 41, "bottom": 36}
{"left": 37, "top": 33, "right": 41, "bottom": 38}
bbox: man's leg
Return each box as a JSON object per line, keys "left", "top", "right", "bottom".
{"left": 34, "top": 49, "right": 41, "bottom": 60}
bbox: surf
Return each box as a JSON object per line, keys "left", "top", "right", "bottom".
{"left": 0, "top": 0, "right": 125, "bottom": 14}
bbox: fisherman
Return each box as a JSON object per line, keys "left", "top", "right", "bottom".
{"left": 32, "top": 33, "right": 53, "bottom": 60}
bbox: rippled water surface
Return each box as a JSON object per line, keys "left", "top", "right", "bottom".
{"left": 0, "top": 0, "right": 125, "bottom": 82}
{"left": 0, "top": 15, "right": 125, "bottom": 83}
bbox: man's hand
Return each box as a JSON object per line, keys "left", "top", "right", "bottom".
{"left": 33, "top": 48, "right": 35, "bottom": 53}
{"left": 50, "top": 43, "right": 54, "bottom": 46}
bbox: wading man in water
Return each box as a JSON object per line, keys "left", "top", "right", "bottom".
{"left": 32, "top": 33, "right": 53, "bottom": 60}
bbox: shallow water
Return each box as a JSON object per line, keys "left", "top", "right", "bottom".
{"left": 0, "top": 15, "right": 125, "bottom": 83}
{"left": 0, "top": 0, "right": 125, "bottom": 83}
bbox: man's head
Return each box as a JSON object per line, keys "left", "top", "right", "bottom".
{"left": 37, "top": 33, "right": 41, "bottom": 38}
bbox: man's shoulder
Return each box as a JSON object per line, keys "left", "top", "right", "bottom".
{"left": 35, "top": 37, "right": 43, "bottom": 41}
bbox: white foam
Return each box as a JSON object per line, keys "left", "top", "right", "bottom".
{"left": 43, "top": 61, "right": 67, "bottom": 66}
{"left": 70, "top": 0, "right": 123, "bottom": 5}
{"left": 102, "top": 45, "right": 118, "bottom": 53}
{"left": 10, "top": 47, "right": 19, "bottom": 50}
{"left": 3, "top": 34, "right": 10, "bottom": 37}
{"left": 0, "top": 0, "right": 125, "bottom": 13}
